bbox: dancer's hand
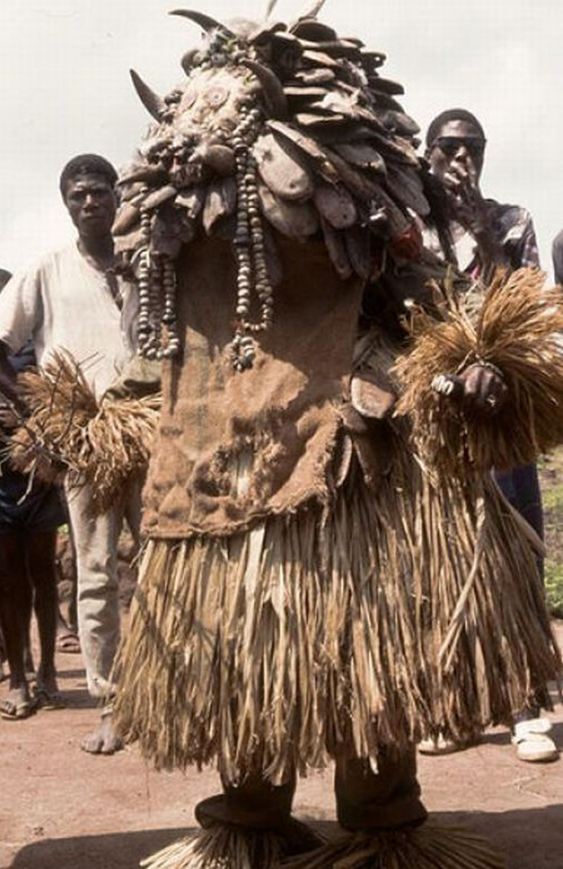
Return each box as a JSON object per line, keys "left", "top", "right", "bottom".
{"left": 458, "top": 362, "right": 507, "bottom": 414}
{"left": 432, "top": 363, "right": 507, "bottom": 415}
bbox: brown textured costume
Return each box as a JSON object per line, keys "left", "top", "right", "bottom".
{"left": 113, "top": 6, "right": 562, "bottom": 868}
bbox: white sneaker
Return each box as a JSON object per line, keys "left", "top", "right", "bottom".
{"left": 512, "top": 718, "right": 559, "bottom": 763}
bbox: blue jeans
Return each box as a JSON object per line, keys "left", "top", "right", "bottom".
{"left": 493, "top": 462, "right": 544, "bottom": 720}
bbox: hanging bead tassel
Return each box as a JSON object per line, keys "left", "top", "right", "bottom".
{"left": 161, "top": 257, "right": 180, "bottom": 358}
{"left": 229, "top": 105, "right": 274, "bottom": 372}
{"left": 137, "top": 197, "right": 154, "bottom": 358}
{"left": 232, "top": 112, "right": 254, "bottom": 372}
{"left": 148, "top": 256, "right": 163, "bottom": 360}
{"left": 135, "top": 93, "right": 275, "bottom": 371}
{"left": 247, "top": 152, "right": 274, "bottom": 333}
{"left": 137, "top": 204, "right": 180, "bottom": 361}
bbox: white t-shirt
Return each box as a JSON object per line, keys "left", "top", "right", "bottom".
{"left": 0, "top": 243, "right": 138, "bottom": 398}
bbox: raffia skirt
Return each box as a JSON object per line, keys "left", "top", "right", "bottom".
{"left": 113, "top": 440, "right": 559, "bottom": 786}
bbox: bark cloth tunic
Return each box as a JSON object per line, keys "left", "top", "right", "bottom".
{"left": 115, "top": 233, "right": 559, "bottom": 787}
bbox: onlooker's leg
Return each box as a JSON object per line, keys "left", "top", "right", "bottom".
{"left": 67, "top": 523, "right": 79, "bottom": 635}
{"left": 124, "top": 473, "right": 143, "bottom": 551}
{"left": 55, "top": 522, "right": 80, "bottom": 652}
{"left": 65, "top": 479, "right": 123, "bottom": 698}
{"left": 494, "top": 463, "right": 543, "bottom": 563}
{"left": 21, "top": 562, "right": 34, "bottom": 677}
{"left": 26, "top": 529, "right": 61, "bottom": 705}
{"left": 65, "top": 477, "right": 126, "bottom": 753}
{"left": 493, "top": 464, "right": 557, "bottom": 760}
{"left": 0, "top": 532, "right": 34, "bottom": 718}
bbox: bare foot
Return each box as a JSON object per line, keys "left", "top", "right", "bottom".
{"left": 81, "top": 713, "right": 123, "bottom": 755}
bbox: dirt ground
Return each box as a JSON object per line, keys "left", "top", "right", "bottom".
{"left": 1, "top": 623, "right": 561, "bottom": 869}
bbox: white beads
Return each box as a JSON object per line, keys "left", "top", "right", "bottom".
{"left": 137, "top": 193, "right": 180, "bottom": 361}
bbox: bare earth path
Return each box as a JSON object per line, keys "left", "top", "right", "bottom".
{"left": 1, "top": 624, "right": 561, "bottom": 869}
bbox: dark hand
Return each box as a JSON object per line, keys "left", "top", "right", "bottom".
{"left": 443, "top": 157, "right": 489, "bottom": 236}
{"left": 432, "top": 363, "right": 507, "bottom": 415}
{"left": 458, "top": 363, "right": 507, "bottom": 415}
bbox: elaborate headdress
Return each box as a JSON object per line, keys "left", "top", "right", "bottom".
{"left": 114, "top": 2, "right": 428, "bottom": 369}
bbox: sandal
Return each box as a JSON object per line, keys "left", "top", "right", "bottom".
{"left": 34, "top": 686, "right": 66, "bottom": 711}
{"left": 56, "top": 631, "right": 81, "bottom": 654}
{"left": 0, "top": 695, "right": 37, "bottom": 720}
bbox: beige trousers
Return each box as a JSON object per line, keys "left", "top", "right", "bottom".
{"left": 65, "top": 474, "right": 142, "bottom": 698}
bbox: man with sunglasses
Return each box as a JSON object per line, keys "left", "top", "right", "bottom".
{"left": 423, "top": 108, "right": 540, "bottom": 277}
{"left": 420, "top": 108, "right": 557, "bottom": 765}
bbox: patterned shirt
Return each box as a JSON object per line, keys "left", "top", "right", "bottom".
{"left": 423, "top": 199, "right": 540, "bottom": 275}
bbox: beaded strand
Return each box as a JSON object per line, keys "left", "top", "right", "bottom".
{"left": 229, "top": 106, "right": 274, "bottom": 371}
{"left": 136, "top": 56, "right": 276, "bottom": 371}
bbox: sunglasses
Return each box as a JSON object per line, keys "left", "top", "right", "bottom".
{"left": 434, "top": 136, "right": 486, "bottom": 159}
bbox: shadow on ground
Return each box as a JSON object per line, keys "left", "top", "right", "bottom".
{"left": 9, "top": 807, "right": 563, "bottom": 869}
{"left": 433, "top": 806, "right": 563, "bottom": 869}
{"left": 9, "top": 827, "right": 187, "bottom": 869}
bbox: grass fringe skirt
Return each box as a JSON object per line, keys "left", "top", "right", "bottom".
{"left": 140, "top": 826, "right": 288, "bottom": 869}
{"left": 140, "top": 825, "right": 504, "bottom": 869}
{"left": 114, "top": 438, "right": 559, "bottom": 785}
{"left": 284, "top": 826, "right": 505, "bottom": 868}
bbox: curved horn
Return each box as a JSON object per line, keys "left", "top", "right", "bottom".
{"left": 130, "top": 70, "right": 166, "bottom": 121}
{"left": 244, "top": 59, "right": 288, "bottom": 119}
{"left": 264, "top": 0, "right": 279, "bottom": 17}
{"left": 169, "top": 9, "right": 234, "bottom": 36}
{"left": 289, "top": 0, "right": 327, "bottom": 30}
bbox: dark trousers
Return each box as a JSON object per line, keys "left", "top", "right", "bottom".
{"left": 494, "top": 462, "right": 544, "bottom": 720}
{"left": 197, "top": 747, "right": 427, "bottom": 833}
{"left": 493, "top": 462, "right": 543, "bottom": 576}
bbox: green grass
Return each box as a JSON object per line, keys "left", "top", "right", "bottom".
{"left": 542, "top": 482, "right": 563, "bottom": 513}
{"left": 539, "top": 447, "right": 563, "bottom": 619}
{"left": 546, "top": 562, "right": 563, "bottom": 619}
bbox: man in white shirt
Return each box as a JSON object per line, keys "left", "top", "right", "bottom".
{"left": 0, "top": 154, "right": 140, "bottom": 753}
